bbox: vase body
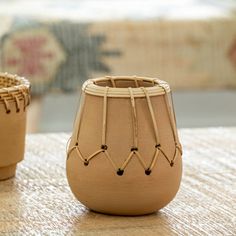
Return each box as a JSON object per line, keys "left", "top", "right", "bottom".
{"left": 0, "top": 73, "right": 30, "bottom": 180}
{"left": 67, "top": 76, "right": 182, "bottom": 215}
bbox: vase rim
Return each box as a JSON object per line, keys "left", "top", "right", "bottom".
{"left": 82, "top": 76, "right": 170, "bottom": 98}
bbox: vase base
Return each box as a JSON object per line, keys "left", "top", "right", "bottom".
{"left": 90, "top": 208, "right": 157, "bottom": 216}
{"left": 0, "top": 164, "right": 17, "bottom": 181}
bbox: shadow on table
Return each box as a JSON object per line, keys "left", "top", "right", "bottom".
{"left": 67, "top": 209, "right": 176, "bottom": 235}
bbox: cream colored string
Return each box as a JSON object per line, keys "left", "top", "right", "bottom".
{"left": 86, "top": 86, "right": 118, "bottom": 170}
{"left": 102, "top": 86, "right": 109, "bottom": 146}
{"left": 105, "top": 76, "right": 116, "bottom": 88}
{"left": 141, "top": 87, "right": 163, "bottom": 172}
{"left": 1, "top": 88, "right": 11, "bottom": 113}
{"left": 110, "top": 77, "right": 116, "bottom": 87}
{"left": 75, "top": 85, "right": 89, "bottom": 141}
{"left": 169, "top": 90, "right": 183, "bottom": 157}
{"left": 117, "top": 87, "right": 148, "bottom": 175}
{"left": 101, "top": 86, "right": 118, "bottom": 170}
{"left": 164, "top": 89, "right": 178, "bottom": 143}
{"left": 139, "top": 86, "right": 180, "bottom": 167}
{"left": 20, "top": 89, "right": 27, "bottom": 111}
{"left": 12, "top": 94, "right": 20, "bottom": 112}
{"left": 67, "top": 85, "right": 118, "bottom": 169}
{"left": 133, "top": 75, "right": 139, "bottom": 88}
{"left": 159, "top": 85, "right": 182, "bottom": 164}
{"left": 12, "top": 76, "right": 19, "bottom": 111}
{"left": 3, "top": 98, "right": 10, "bottom": 113}
{"left": 67, "top": 83, "right": 88, "bottom": 160}
{"left": 141, "top": 87, "right": 160, "bottom": 144}
{"left": 128, "top": 87, "right": 138, "bottom": 149}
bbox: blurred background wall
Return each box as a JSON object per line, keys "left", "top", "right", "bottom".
{"left": 0, "top": 0, "right": 236, "bottom": 132}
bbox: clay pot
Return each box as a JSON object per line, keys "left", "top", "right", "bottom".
{"left": 67, "top": 76, "right": 182, "bottom": 215}
{"left": 0, "top": 73, "right": 30, "bottom": 180}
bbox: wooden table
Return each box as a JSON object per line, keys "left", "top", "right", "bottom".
{"left": 0, "top": 128, "right": 235, "bottom": 235}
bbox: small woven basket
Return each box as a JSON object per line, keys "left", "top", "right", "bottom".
{"left": 0, "top": 72, "right": 30, "bottom": 180}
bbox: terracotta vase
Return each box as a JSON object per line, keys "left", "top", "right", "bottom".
{"left": 67, "top": 76, "right": 182, "bottom": 215}
{"left": 0, "top": 73, "right": 30, "bottom": 180}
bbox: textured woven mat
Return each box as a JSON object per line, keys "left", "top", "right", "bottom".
{"left": 0, "top": 128, "right": 235, "bottom": 235}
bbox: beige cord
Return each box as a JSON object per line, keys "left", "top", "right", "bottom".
{"left": 103, "top": 150, "right": 117, "bottom": 170}
{"left": 87, "top": 149, "right": 104, "bottom": 161}
{"left": 157, "top": 83, "right": 183, "bottom": 165}
{"left": 110, "top": 77, "right": 116, "bottom": 88}
{"left": 120, "top": 152, "right": 133, "bottom": 170}
{"left": 160, "top": 86, "right": 178, "bottom": 143}
{"left": 133, "top": 76, "right": 139, "bottom": 88}
{"left": 135, "top": 151, "right": 147, "bottom": 170}
{"left": 141, "top": 87, "right": 160, "bottom": 145}
{"left": 67, "top": 79, "right": 182, "bottom": 175}
{"left": 141, "top": 86, "right": 174, "bottom": 169}
{"left": 20, "top": 89, "right": 27, "bottom": 111}
{"left": 148, "top": 149, "right": 160, "bottom": 171}
{"left": 12, "top": 94, "right": 20, "bottom": 112}
{"left": 102, "top": 86, "right": 109, "bottom": 146}
{"left": 128, "top": 87, "right": 138, "bottom": 149}
{"left": 75, "top": 92, "right": 87, "bottom": 140}
{"left": 3, "top": 98, "right": 10, "bottom": 113}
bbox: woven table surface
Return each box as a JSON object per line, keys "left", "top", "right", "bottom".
{"left": 0, "top": 127, "right": 235, "bottom": 235}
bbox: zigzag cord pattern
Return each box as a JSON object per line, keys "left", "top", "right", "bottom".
{"left": 67, "top": 78, "right": 182, "bottom": 176}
